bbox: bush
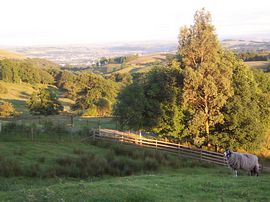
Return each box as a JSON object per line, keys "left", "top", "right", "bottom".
{"left": 143, "top": 157, "right": 159, "bottom": 171}
{"left": 83, "top": 106, "right": 98, "bottom": 117}
{"left": 73, "top": 148, "right": 86, "bottom": 155}
{"left": 27, "top": 88, "right": 63, "bottom": 115}
{"left": 0, "top": 101, "right": 15, "bottom": 117}
{"left": 13, "top": 148, "right": 26, "bottom": 156}
{"left": 0, "top": 156, "right": 22, "bottom": 177}
{"left": 111, "top": 144, "right": 134, "bottom": 157}
{"left": 37, "top": 156, "right": 46, "bottom": 163}
{"left": 25, "top": 164, "right": 41, "bottom": 177}
{"left": 53, "top": 154, "right": 107, "bottom": 178}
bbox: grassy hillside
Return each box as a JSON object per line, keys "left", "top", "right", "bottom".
{"left": 0, "top": 81, "right": 74, "bottom": 114}
{"left": 126, "top": 53, "right": 167, "bottom": 65}
{"left": 245, "top": 61, "right": 270, "bottom": 71}
{"left": 0, "top": 139, "right": 269, "bottom": 201}
{"left": 94, "top": 53, "right": 168, "bottom": 75}
{"left": 0, "top": 49, "right": 25, "bottom": 60}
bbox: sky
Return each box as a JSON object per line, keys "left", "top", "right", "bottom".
{"left": 0, "top": 0, "right": 269, "bottom": 46}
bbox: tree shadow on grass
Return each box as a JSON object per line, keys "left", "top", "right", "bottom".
{"left": 1, "top": 99, "right": 29, "bottom": 114}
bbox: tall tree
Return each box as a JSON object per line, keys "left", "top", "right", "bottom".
{"left": 179, "top": 9, "right": 233, "bottom": 147}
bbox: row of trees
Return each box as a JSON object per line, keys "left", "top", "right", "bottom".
{"left": 237, "top": 52, "right": 270, "bottom": 61}
{"left": 114, "top": 9, "right": 270, "bottom": 151}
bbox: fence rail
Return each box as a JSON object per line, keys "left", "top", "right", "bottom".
{"left": 93, "top": 128, "right": 228, "bottom": 167}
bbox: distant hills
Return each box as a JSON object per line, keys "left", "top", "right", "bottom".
{"left": 222, "top": 39, "right": 270, "bottom": 52}
{"left": 1, "top": 39, "right": 270, "bottom": 67}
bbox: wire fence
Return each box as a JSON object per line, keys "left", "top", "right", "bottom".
{"left": 0, "top": 116, "right": 116, "bottom": 143}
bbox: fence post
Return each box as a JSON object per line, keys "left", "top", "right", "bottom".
{"left": 155, "top": 140, "right": 157, "bottom": 149}
{"left": 31, "top": 126, "right": 34, "bottom": 141}
{"left": 71, "top": 115, "right": 74, "bottom": 128}
{"left": 139, "top": 130, "right": 142, "bottom": 145}
{"left": 200, "top": 150, "right": 202, "bottom": 161}
{"left": 0, "top": 120, "right": 2, "bottom": 134}
{"left": 178, "top": 143, "right": 180, "bottom": 156}
{"left": 93, "top": 129, "right": 96, "bottom": 141}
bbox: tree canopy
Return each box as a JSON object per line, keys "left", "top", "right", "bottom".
{"left": 27, "top": 88, "right": 63, "bottom": 115}
{"left": 114, "top": 8, "right": 270, "bottom": 151}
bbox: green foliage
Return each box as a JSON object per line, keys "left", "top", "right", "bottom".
{"left": 83, "top": 105, "right": 98, "bottom": 116}
{"left": 114, "top": 81, "right": 146, "bottom": 130}
{"left": 27, "top": 88, "right": 63, "bottom": 115}
{"left": 72, "top": 73, "right": 118, "bottom": 116}
{"left": 0, "top": 59, "right": 54, "bottom": 84}
{"left": 114, "top": 66, "right": 185, "bottom": 136}
{"left": 113, "top": 9, "right": 270, "bottom": 151}
{"left": 0, "top": 59, "right": 20, "bottom": 82}
{"left": 0, "top": 101, "right": 15, "bottom": 117}
{"left": 178, "top": 9, "right": 234, "bottom": 147}
{"left": 56, "top": 70, "right": 77, "bottom": 98}
{"left": 96, "top": 98, "right": 111, "bottom": 116}
{"left": 107, "top": 73, "right": 132, "bottom": 85}
{"left": 215, "top": 63, "right": 270, "bottom": 150}
{"left": 142, "top": 67, "right": 184, "bottom": 137}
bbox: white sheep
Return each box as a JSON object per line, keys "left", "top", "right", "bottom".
{"left": 224, "top": 148, "right": 260, "bottom": 177}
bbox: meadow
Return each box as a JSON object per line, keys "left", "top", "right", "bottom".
{"left": 0, "top": 125, "right": 269, "bottom": 201}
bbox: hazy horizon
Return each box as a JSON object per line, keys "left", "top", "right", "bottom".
{"left": 1, "top": 0, "right": 269, "bottom": 46}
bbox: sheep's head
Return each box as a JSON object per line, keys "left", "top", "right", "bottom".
{"left": 224, "top": 148, "right": 232, "bottom": 158}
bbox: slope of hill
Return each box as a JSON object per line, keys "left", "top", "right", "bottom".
{"left": 245, "top": 61, "right": 270, "bottom": 71}
{"left": 93, "top": 53, "right": 169, "bottom": 75}
{"left": 0, "top": 81, "right": 74, "bottom": 114}
{"left": 222, "top": 39, "right": 270, "bottom": 52}
{"left": 0, "top": 49, "right": 25, "bottom": 60}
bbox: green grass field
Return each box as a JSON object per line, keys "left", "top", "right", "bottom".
{"left": 1, "top": 167, "right": 270, "bottom": 202}
{"left": 0, "top": 135, "right": 269, "bottom": 201}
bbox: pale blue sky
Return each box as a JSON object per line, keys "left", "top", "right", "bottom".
{"left": 0, "top": 0, "right": 269, "bottom": 46}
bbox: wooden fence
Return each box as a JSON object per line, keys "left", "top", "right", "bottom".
{"left": 93, "top": 128, "right": 227, "bottom": 167}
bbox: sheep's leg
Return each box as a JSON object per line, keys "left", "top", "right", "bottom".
{"left": 254, "top": 165, "right": 259, "bottom": 177}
